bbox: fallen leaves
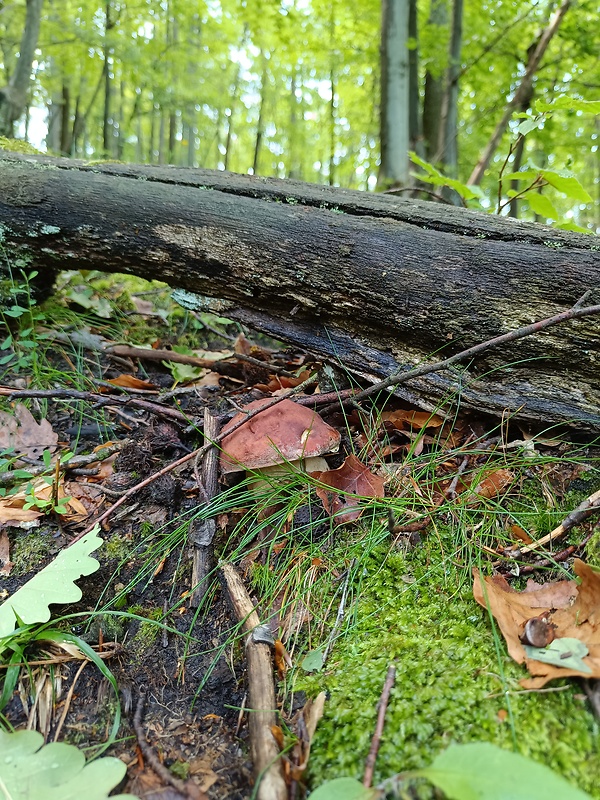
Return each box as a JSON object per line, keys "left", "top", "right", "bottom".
{"left": 311, "top": 454, "right": 385, "bottom": 524}
{"left": 473, "top": 559, "right": 600, "bottom": 687}
{"left": 0, "top": 404, "right": 57, "bottom": 463}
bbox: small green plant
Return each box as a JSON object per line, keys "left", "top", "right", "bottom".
{"left": 0, "top": 447, "right": 75, "bottom": 514}
{"left": 0, "top": 269, "right": 49, "bottom": 376}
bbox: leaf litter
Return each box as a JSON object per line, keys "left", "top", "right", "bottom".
{"left": 473, "top": 559, "right": 600, "bottom": 687}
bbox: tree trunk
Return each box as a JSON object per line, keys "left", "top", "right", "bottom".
{"left": 0, "top": 153, "right": 599, "bottom": 431}
{"left": 422, "top": 0, "right": 448, "bottom": 163}
{"left": 468, "top": 0, "right": 570, "bottom": 186}
{"left": 378, "top": 0, "right": 410, "bottom": 188}
{"left": 439, "top": 0, "right": 463, "bottom": 178}
{"left": 0, "top": 0, "right": 44, "bottom": 136}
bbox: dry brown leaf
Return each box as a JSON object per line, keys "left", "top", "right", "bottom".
{"left": 0, "top": 404, "right": 58, "bottom": 463}
{"left": 105, "top": 374, "right": 158, "bottom": 390}
{"left": 381, "top": 408, "right": 444, "bottom": 431}
{"left": 466, "top": 468, "right": 515, "bottom": 503}
{"left": 311, "top": 454, "right": 385, "bottom": 524}
{"left": 473, "top": 560, "right": 600, "bottom": 687}
{"left": 290, "top": 691, "right": 326, "bottom": 779}
{"left": 0, "top": 501, "right": 42, "bottom": 523}
{"left": 0, "top": 528, "right": 13, "bottom": 575}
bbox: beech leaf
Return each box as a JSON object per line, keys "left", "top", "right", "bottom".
{"left": 312, "top": 454, "right": 385, "bottom": 524}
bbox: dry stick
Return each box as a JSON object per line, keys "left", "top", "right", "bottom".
{"left": 322, "top": 559, "right": 355, "bottom": 665}
{"left": 510, "top": 487, "right": 600, "bottom": 556}
{"left": 0, "top": 386, "right": 188, "bottom": 423}
{"left": 71, "top": 373, "right": 318, "bottom": 543}
{"left": 335, "top": 300, "right": 600, "bottom": 407}
{"left": 221, "top": 563, "right": 287, "bottom": 800}
{"left": 363, "top": 663, "right": 397, "bottom": 789}
{"left": 132, "top": 691, "right": 202, "bottom": 800}
{"left": 189, "top": 409, "right": 220, "bottom": 608}
{"left": 106, "top": 344, "right": 297, "bottom": 376}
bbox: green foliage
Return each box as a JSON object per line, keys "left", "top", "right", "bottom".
{"left": 0, "top": 269, "right": 49, "bottom": 377}
{"left": 416, "top": 742, "right": 592, "bottom": 800}
{"left": 311, "top": 743, "right": 592, "bottom": 799}
{"left": 309, "top": 777, "right": 377, "bottom": 800}
{"left": 2, "top": 0, "right": 596, "bottom": 221}
{"left": 0, "top": 729, "right": 135, "bottom": 800}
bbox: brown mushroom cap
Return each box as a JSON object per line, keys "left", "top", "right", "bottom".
{"left": 220, "top": 399, "right": 341, "bottom": 474}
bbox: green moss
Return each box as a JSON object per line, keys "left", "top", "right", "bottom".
{"left": 102, "top": 533, "right": 134, "bottom": 562}
{"left": 300, "top": 545, "right": 600, "bottom": 797}
{"left": 0, "top": 137, "right": 43, "bottom": 155}
{"left": 127, "top": 606, "right": 163, "bottom": 664}
{"left": 11, "top": 530, "right": 52, "bottom": 575}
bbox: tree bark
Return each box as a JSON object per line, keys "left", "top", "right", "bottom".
{"left": 378, "top": 0, "right": 410, "bottom": 188}
{"left": 0, "top": 152, "right": 599, "bottom": 431}
{"left": 0, "top": 0, "right": 44, "bottom": 136}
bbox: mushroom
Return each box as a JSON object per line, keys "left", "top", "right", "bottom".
{"left": 220, "top": 399, "right": 340, "bottom": 482}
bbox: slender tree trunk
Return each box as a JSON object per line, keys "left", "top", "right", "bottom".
{"left": 0, "top": 0, "right": 44, "bottom": 136}
{"left": 149, "top": 105, "right": 157, "bottom": 163}
{"left": 72, "top": 65, "right": 106, "bottom": 153}
{"left": 158, "top": 111, "right": 166, "bottom": 164}
{"left": 252, "top": 59, "right": 267, "bottom": 175}
{"left": 468, "top": 0, "right": 570, "bottom": 186}
{"left": 378, "top": 0, "right": 410, "bottom": 188}
{"left": 408, "top": 0, "right": 421, "bottom": 156}
{"left": 422, "top": 0, "right": 448, "bottom": 162}
{"left": 102, "top": 1, "right": 113, "bottom": 156}
{"left": 60, "top": 82, "right": 72, "bottom": 155}
{"left": 116, "top": 79, "right": 125, "bottom": 159}
{"left": 223, "top": 64, "right": 241, "bottom": 172}
{"left": 168, "top": 113, "right": 177, "bottom": 164}
{"left": 329, "top": 63, "right": 336, "bottom": 186}
{"left": 439, "top": 0, "right": 463, "bottom": 178}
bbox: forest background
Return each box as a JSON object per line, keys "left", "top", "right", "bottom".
{"left": 0, "top": 0, "right": 599, "bottom": 230}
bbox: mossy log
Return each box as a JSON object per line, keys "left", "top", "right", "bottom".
{"left": 0, "top": 151, "right": 599, "bottom": 430}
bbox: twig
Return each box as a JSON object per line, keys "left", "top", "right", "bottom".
{"left": 189, "top": 409, "right": 220, "bottom": 608}
{"left": 53, "top": 660, "right": 88, "bottom": 743}
{"left": 70, "top": 373, "right": 317, "bottom": 543}
{"left": 132, "top": 690, "right": 202, "bottom": 799}
{"left": 327, "top": 300, "right": 600, "bottom": 409}
{"left": 322, "top": 559, "right": 355, "bottom": 665}
{"left": 0, "top": 386, "right": 188, "bottom": 423}
{"left": 106, "top": 344, "right": 296, "bottom": 376}
{"left": 363, "top": 664, "right": 396, "bottom": 788}
{"left": 509, "top": 487, "right": 600, "bottom": 556}
{"left": 221, "top": 563, "right": 287, "bottom": 800}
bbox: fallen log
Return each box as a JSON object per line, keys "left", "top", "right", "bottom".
{"left": 0, "top": 151, "right": 599, "bottom": 430}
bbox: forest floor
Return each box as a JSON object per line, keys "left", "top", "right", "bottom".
{"left": 1, "top": 271, "right": 600, "bottom": 800}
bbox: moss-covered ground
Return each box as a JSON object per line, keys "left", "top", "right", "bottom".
{"left": 300, "top": 533, "right": 600, "bottom": 797}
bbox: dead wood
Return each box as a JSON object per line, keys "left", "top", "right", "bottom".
{"left": 220, "top": 563, "right": 287, "bottom": 800}
{"left": 189, "top": 409, "right": 220, "bottom": 608}
{"left": 1, "top": 151, "right": 599, "bottom": 429}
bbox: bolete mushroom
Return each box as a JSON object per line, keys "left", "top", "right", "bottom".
{"left": 220, "top": 398, "right": 340, "bottom": 480}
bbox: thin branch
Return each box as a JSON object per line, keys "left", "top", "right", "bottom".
{"left": 344, "top": 300, "right": 600, "bottom": 406}
{"left": 363, "top": 664, "right": 396, "bottom": 788}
